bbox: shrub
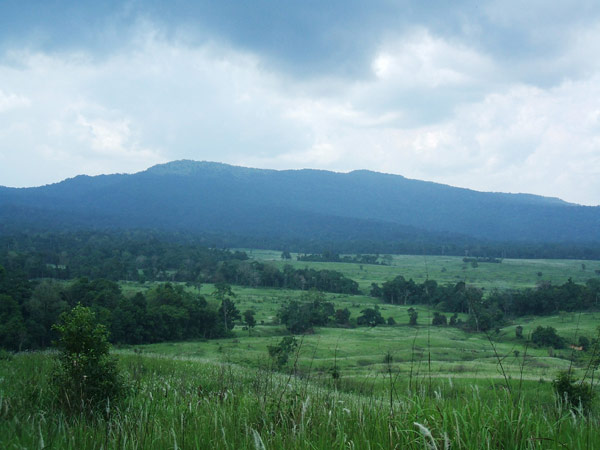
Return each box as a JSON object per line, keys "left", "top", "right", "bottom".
{"left": 578, "top": 336, "right": 590, "bottom": 351}
{"left": 432, "top": 312, "right": 447, "bottom": 326}
{"left": 357, "top": 307, "right": 385, "bottom": 327}
{"left": 0, "top": 348, "right": 12, "bottom": 361}
{"left": 52, "top": 304, "right": 126, "bottom": 414}
{"left": 267, "top": 336, "right": 298, "bottom": 369}
{"left": 515, "top": 325, "right": 524, "bottom": 339}
{"left": 553, "top": 371, "right": 594, "bottom": 412}
{"left": 531, "top": 326, "right": 565, "bottom": 349}
{"left": 408, "top": 307, "right": 418, "bottom": 326}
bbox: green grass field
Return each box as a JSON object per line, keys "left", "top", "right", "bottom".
{"left": 1, "top": 251, "right": 599, "bottom": 448}
{"left": 240, "top": 249, "right": 600, "bottom": 291}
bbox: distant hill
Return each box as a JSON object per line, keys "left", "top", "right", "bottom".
{"left": 0, "top": 160, "right": 598, "bottom": 254}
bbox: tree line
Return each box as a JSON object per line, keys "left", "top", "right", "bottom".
{"left": 295, "top": 251, "right": 388, "bottom": 265}
{"left": 0, "top": 265, "right": 245, "bottom": 351}
{"left": 0, "top": 231, "right": 358, "bottom": 295}
{"left": 371, "top": 275, "right": 600, "bottom": 332}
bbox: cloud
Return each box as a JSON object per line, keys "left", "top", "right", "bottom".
{"left": 0, "top": 89, "right": 30, "bottom": 112}
{"left": 371, "top": 29, "right": 495, "bottom": 89}
{"left": 0, "top": 18, "right": 599, "bottom": 205}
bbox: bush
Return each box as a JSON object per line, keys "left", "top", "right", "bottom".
{"left": 432, "top": 312, "right": 447, "bottom": 326}
{"left": 515, "top": 325, "right": 524, "bottom": 339}
{"left": 52, "top": 304, "right": 126, "bottom": 414}
{"left": 408, "top": 307, "right": 418, "bottom": 326}
{"left": 0, "top": 348, "right": 13, "bottom": 361}
{"left": 267, "top": 336, "right": 298, "bottom": 369}
{"left": 553, "top": 371, "right": 594, "bottom": 412}
{"left": 357, "top": 307, "right": 385, "bottom": 327}
{"left": 531, "top": 326, "right": 565, "bottom": 348}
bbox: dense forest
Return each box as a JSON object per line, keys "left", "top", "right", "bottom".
{"left": 371, "top": 276, "right": 600, "bottom": 331}
{"left": 2, "top": 161, "right": 600, "bottom": 259}
{"left": 0, "top": 231, "right": 357, "bottom": 293}
{"left": 0, "top": 266, "right": 239, "bottom": 350}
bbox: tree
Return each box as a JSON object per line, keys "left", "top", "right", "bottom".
{"left": 334, "top": 308, "right": 351, "bottom": 326}
{"left": 408, "top": 307, "right": 418, "bottom": 326}
{"left": 515, "top": 325, "right": 524, "bottom": 339}
{"left": 243, "top": 309, "right": 256, "bottom": 335}
{"left": 531, "top": 326, "right": 565, "bottom": 348}
{"left": 553, "top": 371, "right": 593, "bottom": 412}
{"left": 578, "top": 335, "right": 590, "bottom": 351}
{"left": 52, "top": 304, "right": 125, "bottom": 414}
{"left": 267, "top": 336, "right": 298, "bottom": 368}
{"left": 213, "top": 283, "right": 240, "bottom": 334}
{"left": 449, "top": 313, "right": 459, "bottom": 326}
{"left": 25, "top": 280, "right": 67, "bottom": 348}
{"left": 218, "top": 298, "right": 241, "bottom": 334}
{"left": 357, "top": 307, "right": 385, "bottom": 327}
{"left": 0, "top": 294, "right": 26, "bottom": 351}
{"left": 432, "top": 312, "right": 447, "bottom": 326}
{"left": 277, "top": 291, "right": 335, "bottom": 333}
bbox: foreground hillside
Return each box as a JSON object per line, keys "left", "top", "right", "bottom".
{"left": 1, "top": 349, "right": 598, "bottom": 449}
{"left": 1, "top": 161, "right": 599, "bottom": 256}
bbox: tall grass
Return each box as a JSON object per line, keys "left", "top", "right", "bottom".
{"left": 1, "top": 350, "right": 598, "bottom": 449}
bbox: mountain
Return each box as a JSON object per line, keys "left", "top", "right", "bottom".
{"left": 0, "top": 160, "right": 598, "bottom": 251}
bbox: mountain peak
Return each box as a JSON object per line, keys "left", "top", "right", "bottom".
{"left": 145, "top": 160, "right": 224, "bottom": 175}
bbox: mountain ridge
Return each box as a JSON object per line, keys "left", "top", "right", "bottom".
{"left": 0, "top": 160, "right": 597, "bottom": 248}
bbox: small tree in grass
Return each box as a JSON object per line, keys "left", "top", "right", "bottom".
{"left": 52, "top": 304, "right": 125, "bottom": 414}
{"left": 553, "top": 371, "right": 594, "bottom": 413}
{"left": 432, "top": 312, "right": 447, "bottom": 326}
{"left": 267, "top": 336, "right": 298, "bottom": 369}
{"left": 357, "top": 307, "right": 385, "bottom": 327}
{"left": 408, "top": 307, "right": 418, "bottom": 326}
{"left": 531, "top": 326, "right": 565, "bottom": 348}
{"left": 243, "top": 309, "right": 256, "bottom": 336}
{"left": 515, "top": 325, "right": 524, "bottom": 339}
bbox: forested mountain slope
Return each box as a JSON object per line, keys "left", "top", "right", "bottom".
{"left": 0, "top": 160, "right": 598, "bottom": 247}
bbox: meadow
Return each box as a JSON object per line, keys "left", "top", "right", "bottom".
{"left": 1, "top": 252, "right": 599, "bottom": 449}
{"left": 241, "top": 249, "right": 600, "bottom": 291}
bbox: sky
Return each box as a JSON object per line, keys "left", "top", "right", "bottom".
{"left": 0, "top": 1, "right": 599, "bottom": 205}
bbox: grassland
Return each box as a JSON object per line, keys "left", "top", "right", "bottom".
{"left": 241, "top": 249, "right": 600, "bottom": 291}
{"left": 1, "top": 252, "right": 599, "bottom": 448}
{"left": 1, "top": 345, "right": 598, "bottom": 449}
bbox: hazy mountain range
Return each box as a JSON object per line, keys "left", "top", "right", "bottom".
{"left": 1, "top": 161, "right": 598, "bottom": 252}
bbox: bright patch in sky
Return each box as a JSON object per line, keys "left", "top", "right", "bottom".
{"left": 0, "top": 1, "right": 599, "bottom": 205}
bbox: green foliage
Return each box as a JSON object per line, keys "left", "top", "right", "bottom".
{"left": 334, "top": 307, "right": 351, "bottom": 326}
{"left": 449, "top": 313, "right": 459, "bottom": 326}
{"left": 277, "top": 291, "right": 335, "bottom": 333}
{"left": 407, "top": 307, "right": 418, "bottom": 326}
{"left": 218, "top": 298, "right": 241, "bottom": 334}
{"left": 578, "top": 336, "right": 590, "bottom": 351}
{"left": 0, "top": 294, "right": 26, "bottom": 350}
{"left": 432, "top": 312, "right": 447, "bottom": 326}
{"left": 515, "top": 325, "right": 524, "bottom": 339}
{"left": 531, "top": 326, "right": 565, "bottom": 348}
{"left": 52, "top": 304, "right": 126, "bottom": 414}
{"left": 267, "top": 336, "right": 298, "bottom": 368}
{"left": 243, "top": 309, "right": 256, "bottom": 329}
{"left": 0, "top": 348, "right": 13, "bottom": 361}
{"left": 553, "top": 371, "right": 594, "bottom": 412}
{"left": 357, "top": 307, "right": 385, "bottom": 327}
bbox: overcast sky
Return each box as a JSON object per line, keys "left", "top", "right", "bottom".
{"left": 1, "top": 1, "right": 599, "bottom": 205}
